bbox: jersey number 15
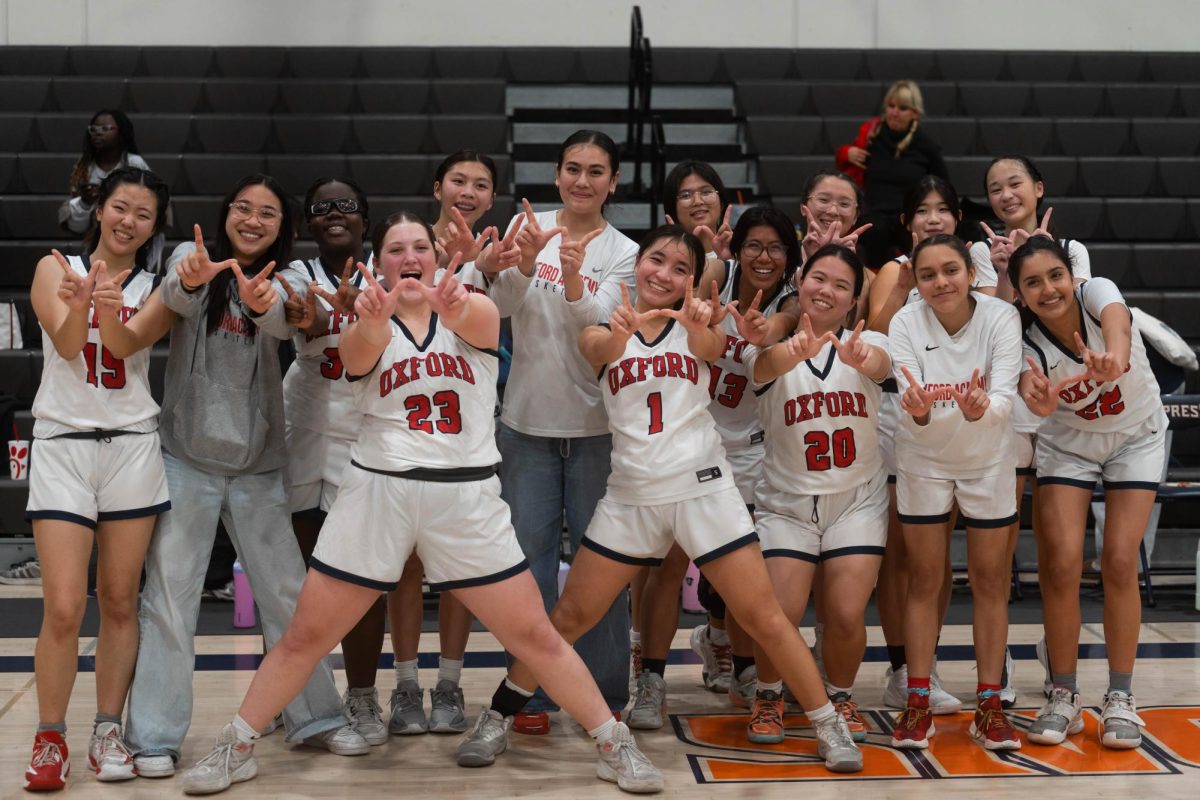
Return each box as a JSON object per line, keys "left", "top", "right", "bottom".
{"left": 83, "top": 342, "right": 126, "bottom": 389}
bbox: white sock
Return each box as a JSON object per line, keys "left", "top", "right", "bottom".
{"left": 504, "top": 677, "right": 534, "bottom": 698}
{"left": 825, "top": 683, "right": 852, "bottom": 697}
{"left": 629, "top": 629, "right": 641, "bottom": 646}
{"left": 756, "top": 679, "right": 784, "bottom": 695}
{"left": 438, "top": 657, "right": 463, "bottom": 686}
{"left": 231, "top": 714, "right": 260, "bottom": 744}
{"left": 394, "top": 659, "right": 419, "bottom": 687}
{"left": 707, "top": 625, "right": 730, "bottom": 646}
{"left": 588, "top": 716, "right": 618, "bottom": 744}
{"left": 807, "top": 701, "right": 836, "bottom": 725}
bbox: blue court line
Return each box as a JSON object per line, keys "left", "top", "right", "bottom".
{"left": 0, "top": 642, "right": 1197, "bottom": 673}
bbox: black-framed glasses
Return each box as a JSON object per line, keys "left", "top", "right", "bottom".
{"left": 741, "top": 241, "right": 787, "bottom": 260}
{"left": 309, "top": 198, "right": 360, "bottom": 217}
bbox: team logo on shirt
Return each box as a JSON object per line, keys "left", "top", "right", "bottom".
{"left": 1056, "top": 365, "right": 1131, "bottom": 421}
{"left": 607, "top": 353, "right": 700, "bottom": 396}
{"left": 534, "top": 261, "right": 600, "bottom": 294}
{"left": 782, "top": 391, "right": 869, "bottom": 425}
{"left": 379, "top": 352, "right": 477, "bottom": 398}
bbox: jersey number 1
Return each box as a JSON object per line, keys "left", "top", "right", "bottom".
{"left": 646, "top": 392, "right": 664, "bottom": 435}
{"left": 82, "top": 342, "right": 126, "bottom": 389}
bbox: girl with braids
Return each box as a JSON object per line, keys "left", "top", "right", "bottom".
{"left": 836, "top": 81, "right": 949, "bottom": 268}
{"left": 59, "top": 111, "right": 151, "bottom": 235}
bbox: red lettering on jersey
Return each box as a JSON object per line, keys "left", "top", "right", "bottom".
{"left": 440, "top": 353, "right": 461, "bottom": 380}
{"left": 425, "top": 353, "right": 443, "bottom": 377}
{"left": 1074, "top": 386, "right": 1126, "bottom": 421}
{"left": 608, "top": 353, "right": 702, "bottom": 395}
{"left": 89, "top": 305, "right": 137, "bottom": 329}
{"left": 379, "top": 352, "right": 475, "bottom": 397}
{"left": 720, "top": 335, "right": 749, "bottom": 364}
{"left": 782, "top": 392, "right": 869, "bottom": 426}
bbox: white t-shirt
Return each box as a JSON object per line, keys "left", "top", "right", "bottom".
{"left": 61, "top": 153, "right": 153, "bottom": 234}
{"left": 890, "top": 293, "right": 1023, "bottom": 479}
{"left": 1021, "top": 278, "right": 1160, "bottom": 434}
{"left": 490, "top": 210, "right": 638, "bottom": 437}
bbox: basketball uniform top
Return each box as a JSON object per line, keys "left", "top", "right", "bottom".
{"left": 435, "top": 261, "right": 489, "bottom": 295}
{"left": 490, "top": 210, "right": 638, "bottom": 438}
{"left": 1021, "top": 278, "right": 1160, "bottom": 434}
{"left": 970, "top": 238, "right": 1091, "bottom": 287}
{"left": 751, "top": 327, "right": 888, "bottom": 495}
{"left": 709, "top": 261, "right": 795, "bottom": 452}
{"left": 600, "top": 318, "right": 735, "bottom": 505}
{"left": 283, "top": 257, "right": 366, "bottom": 442}
{"left": 33, "top": 254, "right": 161, "bottom": 438}
{"left": 890, "top": 292, "right": 1023, "bottom": 479}
{"left": 349, "top": 314, "right": 500, "bottom": 472}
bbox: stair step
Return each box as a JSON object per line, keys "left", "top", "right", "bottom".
{"left": 507, "top": 84, "right": 734, "bottom": 113}
{"left": 515, "top": 159, "right": 753, "bottom": 186}
{"left": 512, "top": 121, "right": 741, "bottom": 147}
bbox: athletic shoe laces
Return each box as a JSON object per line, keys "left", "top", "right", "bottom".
{"left": 1103, "top": 692, "right": 1144, "bottom": 725}
{"left": 833, "top": 697, "right": 864, "bottom": 724}
{"left": 607, "top": 726, "right": 656, "bottom": 776}
{"left": 347, "top": 692, "right": 382, "bottom": 723}
{"left": 1037, "top": 688, "right": 1078, "bottom": 721}
{"left": 816, "top": 714, "right": 856, "bottom": 749}
{"left": 32, "top": 740, "right": 63, "bottom": 768}
{"left": 896, "top": 705, "right": 931, "bottom": 731}
{"left": 712, "top": 643, "right": 732, "bottom": 674}
{"left": 98, "top": 728, "right": 133, "bottom": 763}
{"left": 977, "top": 706, "right": 1015, "bottom": 736}
{"left": 750, "top": 696, "right": 783, "bottom": 729}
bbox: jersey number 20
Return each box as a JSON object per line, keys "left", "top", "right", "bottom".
{"left": 804, "top": 428, "right": 856, "bottom": 470}
{"left": 82, "top": 342, "right": 126, "bottom": 389}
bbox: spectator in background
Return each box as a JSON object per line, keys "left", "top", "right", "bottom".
{"left": 836, "top": 81, "right": 948, "bottom": 269}
{"left": 59, "top": 111, "right": 151, "bottom": 236}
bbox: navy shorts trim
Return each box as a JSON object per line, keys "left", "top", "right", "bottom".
{"left": 960, "top": 512, "right": 1019, "bottom": 529}
{"left": 97, "top": 500, "right": 171, "bottom": 522}
{"left": 1103, "top": 480, "right": 1160, "bottom": 492}
{"left": 25, "top": 510, "right": 97, "bottom": 529}
{"left": 822, "top": 545, "right": 886, "bottom": 560}
{"left": 1037, "top": 476, "right": 1096, "bottom": 490}
{"left": 579, "top": 536, "right": 663, "bottom": 567}
{"left": 693, "top": 532, "right": 760, "bottom": 567}
{"left": 309, "top": 558, "right": 398, "bottom": 592}
{"left": 428, "top": 559, "right": 530, "bottom": 592}
{"left": 887, "top": 474, "right": 897, "bottom": 485}
{"left": 761, "top": 548, "right": 820, "bottom": 564}
{"left": 897, "top": 512, "right": 952, "bottom": 525}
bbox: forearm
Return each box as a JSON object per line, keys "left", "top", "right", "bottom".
{"left": 159, "top": 269, "right": 208, "bottom": 316}
{"left": 340, "top": 320, "right": 391, "bottom": 376}
{"left": 868, "top": 284, "right": 908, "bottom": 334}
{"left": 580, "top": 327, "right": 629, "bottom": 370}
{"left": 488, "top": 268, "right": 533, "bottom": 317}
{"left": 49, "top": 311, "right": 90, "bottom": 360}
{"left": 753, "top": 343, "right": 802, "bottom": 385}
{"left": 97, "top": 315, "right": 141, "bottom": 360}
{"left": 687, "top": 325, "right": 725, "bottom": 362}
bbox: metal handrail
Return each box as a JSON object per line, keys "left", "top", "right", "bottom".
{"left": 648, "top": 115, "right": 666, "bottom": 226}
{"left": 632, "top": 36, "right": 652, "bottom": 195}
{"left": 625, "top": 6, "right": 643, "bottom": 154}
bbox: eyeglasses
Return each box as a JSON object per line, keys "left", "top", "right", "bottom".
{"left": 309, "top": 197, "right": 360, "bottom": 217}
{"left": 676, "top": 188, "right": 719, "bottom": 204}
{"left": 229, "top": 200, "right": 281, "bottom": 223}
{"left": 88, "top": 125, "right": 115, "bottom": 135}
{"left": 808, "top": 194, "right": 857, "bottom": 213}
{"left": 741, "top": 241, "right": 787, "bottom": 260}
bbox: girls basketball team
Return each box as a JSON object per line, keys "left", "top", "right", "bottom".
{"left": 22, "top": 127, "right": 1165, "bottom": 793}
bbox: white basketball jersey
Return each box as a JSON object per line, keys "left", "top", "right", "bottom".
{"left": 753, "top": 328, "right": 887, "bottom": 495}
{"left": 283, "top": 258, "right": 366, "bottom": 441}
{"left": 435, "top": 260, "right": 489, "bottom": 295}
{"left": 708, "top": 261, "right": 794, "bottom": 452}
{"left": 350, "top": 314, "right": 500, "bottom": 472}
{"left": 600, "top": 319, "right": 734, "bottom": 505}
{"left": 1022, "top": 278, "right": 1160, "bottom": 434}
{"left": 889, "top": 292, "right": 1023, "bottom": 479}
{"left": 32, "top": 255, "right": 160, "bottom": 437}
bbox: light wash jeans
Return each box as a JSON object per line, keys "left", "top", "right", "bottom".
{"left": 497, "top": 423, "right": 630, "bottom": 712}
{"left": 125, "top": 451, "right": 345, "bottom": 761}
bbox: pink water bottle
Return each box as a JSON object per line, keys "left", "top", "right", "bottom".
{"left": 232, "top": 560, "right": 256, "bottom": 628}
{"left": 681, "top": 561, "right": 703, "bottom": 614}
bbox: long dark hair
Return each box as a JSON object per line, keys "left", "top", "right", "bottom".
{"left": 1008, "top": 236, "right": 1074, "bottom": 330}
{"left": 729, "top": 204, "right": 802, "bottom": 286}
{"left": 69, "top": 109, "right": 140, "bottom": 194}
{"left": 983, "top": 154, "right": 1060, "bottom": 238}
{"left": 82, "top": 167, "right": 170, "bottom": 271}
{"left": 801, "top": 243, "right": 867, "bottom": 298}
{"left": 637, "top": 224, "right": 706, "bottom": 289}
{"left": 204, "top": 174, "right": 296, "bottom": 334}
{"left": 661, "top": 160, "right": 728, "bottom": 226}
{"left": 557, "top": 130, "right": 620, "bottom": 213}
{"left": 902, "top": 175, "right": 961, "bottom": 236}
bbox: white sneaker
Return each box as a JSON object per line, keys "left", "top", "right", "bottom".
{"left": 813, "top": 712, "right": 863, "bottom": 773}
{"left": 181, "top": 725, "right": 256, "bottom": 795}
{"left": 999, "top": 647, "right": 1017, "bottom": 708}
{"left": 929, "top": 662, "right": 963, "bottom": 715}
{"left": 88, "top": 722, "right": 136, "bottom": 782}
{"left": 882, "top": 664, "right": 908, "bottom": 709}
{"left": 456, "top": 708, "right": 510, "bottom": 767}
{"left": 304, "top": 723, "right": 370, "bottom": 756}
{"left": 1028, "top": 687, "right": 1083, "bottom": 745}
{"left": 132, "top": 752, "right": 175, "bottom": 778}
{"left": 344, "top": 687, "right": 389, "bottom": 745}
{"left": 627, "top": 671, "right": 667, "bottom": 730}
{"left": 1035, "top": 637, "right": 1054, "bottom": 698}
{"left": 1100, "top": 690, "right": 1145, "bottom": 749}
{"left": 596, "top": 721, "right": 663, "bottom": 793}
{"left": 727, "top": 666, "right": 756, "bottom": 709}
{"left": 689, "top": 624, "right": 732, "bottom": 693}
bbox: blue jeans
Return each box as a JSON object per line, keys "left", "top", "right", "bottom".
{"left": 498, "top": 423, "right": 630, "bottom": 712}
{"left": 125, "top": 451, "right": 346, "bottom": 761}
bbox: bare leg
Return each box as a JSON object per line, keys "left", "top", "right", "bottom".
{"left": 901, "top": 521, "right": 951, "bottom": 680}
{"left": 1035, "top": 485, "right": 1091, "bottom": 675}
{"left": 752, "top": 558, "right": 817, "bottom": 685}
{"left": 639, "top": 545, "right": 688, "bottom": 661}
{"left": 628, "top": 566, "right": 650, "bottom": 633}
{"left": 32, "top": 520, "right": 94, "bottom": 724}
{"left": 876, "top": 486, "right": 907, "bottom": 648}
{"left": 93, "top": 516, "right": 156, "bottom": 716}
{"left": 820, "top": 555, "right": 883, "bottom": 689}
{"left": 437, "top": 592, "right": 473, "bottom": 661}
{"left": 388, "top": 554, "right": 426, "bottom": 664}
{"left": 966, "top": 527, "right": 1014, "bottom": 685}
{"left": 1098, "top": 489, "right": 1157, "bottom": 674}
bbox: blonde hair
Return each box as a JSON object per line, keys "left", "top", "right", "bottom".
{"left": 867, "top": 80, "right": 924, "bottom": 157}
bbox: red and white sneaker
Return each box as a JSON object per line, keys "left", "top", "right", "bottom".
{"left": 88, "top": 722, "right": 136, "bottom": 782}
{"left": 969, "top": 693, "right": 1022, "bottom": 751}
{"left": 892, "top": 696, "right": 935, "bottom": 750}
{"left": 24, "top": 730, "right": 69, "bottom": 792}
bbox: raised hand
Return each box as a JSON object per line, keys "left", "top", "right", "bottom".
{"left": 1074, "top": 330, "right": 1122, "bottom": 383}
{"left": 52, "top": 249, "right": 98, "bottom": 314}
{"left": 951, "top": 368, "right": 990, "bottom": 421}
{"left": 783, "top": 313, "right": 827, "bottom": 362}
{"left": 609, "top": 283, "right": 662, "bottom": 339}
{"left": 354, "top": 262, "right": 404, "bottom": 325}
{"left": 280, "top": 277, "right": 321, "bottom": 332}
{"left": 514, "top": 198, "right": 566, "bottom": 265}
{"left": 1011, "top": 207, "right": 1054, "bottom": 249}
{"left": 176, "top": 224, "right": 237, "bottom": 288}
{"left": 980, "top": 222, "right": 1015, "bottom": 275}
{"left": 90, "top": 260, "right": 132, "bottom": 320}
{"left": 828, "top": 320, "right": 871, "bottom": 371}
{"left": 727, "top": 289, "right": 768, "bottom": 345}
{"left": 231, "top": 261, "right": 279, "bottom": 315}
{"left": 899, "top": 365, "right": 935, "bottom": 419}
{"left": 438, "top": 206, "right": 494, "bottom": 265}
{"left": 398, "top": 254, "right": 471, "bottom": 321}
{"left": 704, "top": 280, "right": 732, "bottom": 326}
{"left": 800, "top": 206, "right": 872, "bottom": 258}
{"left": 309, "top": 256, "right": 361, "bottom": 315}
{"left": 695, "top": 205, "right": 734, "bottom": 260}
{"left": 658, "top": 281, "right": 713, "bottom": 333}
{"left": 1022, "top": 355, "right": 1089, "bottom": 416}
{"left": 559, "top": 227, "right": 603, "bottom": 280}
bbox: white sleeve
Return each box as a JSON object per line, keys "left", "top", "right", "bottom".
{"left": 564, "top": 238, "right": 636, "bottom": 327}
{"left": 969, "top": 240, "right": 998, "bottom": 289}
{"left": 1080, "top": 277, "right": 1126, "bottom": 318}
{"left": 62, "top": 195, "right": 94, "bottom": 234}
{"left": 1067, "top": 240, "right": 1092, "bottom": 281}
{"left": 973, "top": 305, "right": 1021, "bottom": 429}
{"left": 127, "top": 153, "right": 152, "bottom": 171}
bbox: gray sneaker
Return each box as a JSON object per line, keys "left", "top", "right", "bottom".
{"left": 813, "top": 713, "right": 863, "bottom": 773}
{"left": 389, "top": 680, "right": 428, "bottom": 735}
{"left": 304, "top": 723, "right": 370, "bottom": 756}
{"left": 1028, "top": 687, "right": 1083, "bottom": 745}
{"left": 344, "top": 687, "right": 388, "bottom": 745}
{"left": 627, "top": 671, "right": 668, "bottom": 730}
{"left": 689, "top": 624, "right": 732, "bottom": 693}
{"left": 1100, "top": 690, "right": 1145, "bottom": 749}
{"left": 727, "top": 665, "right": 756, "bottom": 709}
{"left": 456, "top": 708, "right": 511, "bottom": 767}
{"left": 430, "top": 680, "right": 468, "bottom": 734}
{"left": 0, "top": 556, "right": 40, "bottom": 585}
{"left": 596, "top": 721, "right": 663, "bottom": 793}
{"left": 132, "top": 752, "right": 175, "bottom": 778}
{"left": 181, "top": 724, "right": 257, "bottom": 795}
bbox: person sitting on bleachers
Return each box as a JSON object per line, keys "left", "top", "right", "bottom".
{"left": 58, "top": 110, "right": 151, "bottom": 236}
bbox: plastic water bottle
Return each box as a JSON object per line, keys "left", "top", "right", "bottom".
{"left": 681, "top": 562, "right": 703, "bottom": 614}
{"left": 232, "top": 560, "right": 256, "bottom": 629}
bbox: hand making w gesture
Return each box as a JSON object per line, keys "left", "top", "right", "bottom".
{"left": 899, "top": 365, "right": 936, "bottom": 419}
{"left": 1074, "top": 330, "right": 1123, "bottom": 383}
{"left": 727, "top": 289, "right": 769, "bottom": 345}
{"left": 1022, "top": 355, "right": 1090, "bottom": 417}
{"left": 783, "top": 313, "right": 828, "bottom": 362}
{"left": 951, "top": 368, "right": 990, "bottom": 421}
{"left": 397, "top": 254, "right": 471, "bottom": 323}
{"left": 90, "top": 260, "right": 132, "bottom": 320}
{"left": 230, "top": 261, "right": 279, "bottom": 315}
{"left": 801, "top": 206, "right": 873, "bottom": 260}
{"left": 176, "top": 225, "right": 238, "bottom": 289}
{"left": 51, "top": 249, "right": 100, "bottom": 315}
{"left": 354, "top": 263, "right": 405, "bottom": 325}
{"left": 309, "top": 256, "right": 361, "bottom": 315}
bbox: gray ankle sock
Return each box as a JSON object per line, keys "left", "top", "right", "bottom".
{"left": 1051, "top": 672, "right": 1078, "bottom": 693}
{"left": 1108, "top": 671, "right": 1133, "bottom": 694}
{"left": 38, "top": 721, "right": 67, "bottom": 735}
{"left": 94, "top": 713, "right": 122, "bottom": 730}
